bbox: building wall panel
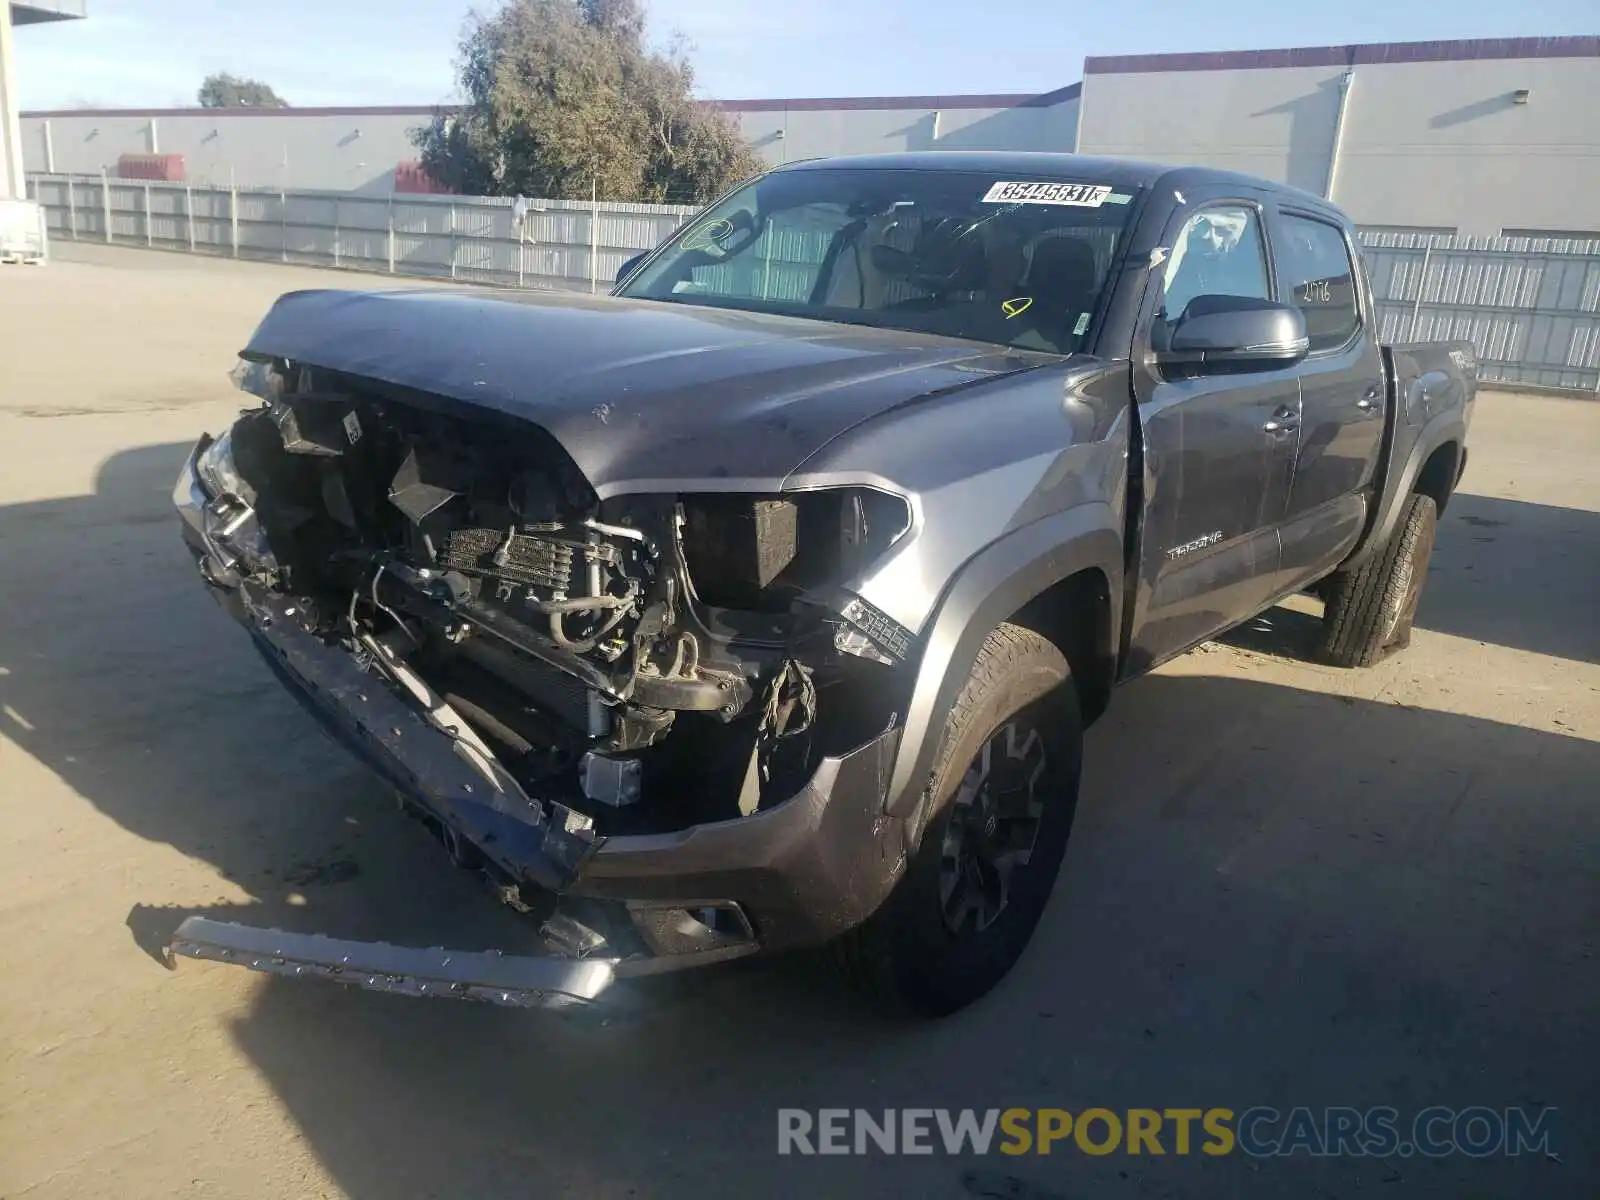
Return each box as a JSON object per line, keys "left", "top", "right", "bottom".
{"left": 1333, "top": 58, "right": 1600, "bottom": 235}
{"left": 1077, "top": 65, "right": 1347, "bottom": 193}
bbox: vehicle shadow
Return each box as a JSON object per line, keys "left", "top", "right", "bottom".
{"left": 1, "top": 444, "right": 1596, "bottom": 1199}
{"left": 1217, "top": 602, "right": 1324, "bottom": 661}
{"left": 1222, "top": 491, "right": 1600, "bottom": 665}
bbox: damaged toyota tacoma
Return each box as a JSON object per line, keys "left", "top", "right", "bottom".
{"left": 171, "top": 153, "right": 1475, "bottom": 1016}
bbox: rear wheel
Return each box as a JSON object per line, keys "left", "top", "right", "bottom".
{"left": 831, "top": 623, "right": 1081, "bottom": 1017}
{"left": 1317, "top": 493, "right": 1438, "bottom": 668}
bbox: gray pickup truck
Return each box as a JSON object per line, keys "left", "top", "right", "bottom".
{"left": 171, "top": 152, "right": 1474, "bottom": 1016}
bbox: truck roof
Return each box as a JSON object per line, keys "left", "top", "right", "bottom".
{"left": 778, "top": 151, "right": 1346, "bottom": 222}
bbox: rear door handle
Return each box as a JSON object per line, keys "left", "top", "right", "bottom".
{"left": 1356, "top": 383, "right": 1382, "bottom": 413}
{"left": 1263, "top": 407, "right": 1300, "bottom": 435}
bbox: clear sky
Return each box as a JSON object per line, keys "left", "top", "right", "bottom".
{"left": 12, "top": 0, "right": 1599, "bottom": 110}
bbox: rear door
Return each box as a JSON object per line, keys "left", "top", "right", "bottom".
{"left": 1124, "top": 195, "right": 1301, "bottom": 674}
{"left": 1268, "top": 208, "right": 1387, "bottom": 589}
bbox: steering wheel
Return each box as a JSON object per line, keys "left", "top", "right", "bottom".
{"left": 681, "top": 210, "right": 758, "bottom": 260}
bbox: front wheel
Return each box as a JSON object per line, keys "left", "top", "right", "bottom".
{"left": 831, "top": 624, "right": 1082, "bottom": 1017}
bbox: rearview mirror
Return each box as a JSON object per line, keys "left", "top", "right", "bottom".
{"left": 1159, "top": 298, "right": 1309, "bottom": 368}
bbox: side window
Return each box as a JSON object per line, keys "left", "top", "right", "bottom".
{"left": 1159, "top": 205, "right": 1271, "bottom": 323}
{"left": 1276, "top": 214, "right": 1360, "bottom": 352}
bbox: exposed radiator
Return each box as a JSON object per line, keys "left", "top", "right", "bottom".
{"left": 442, "top": 527, "right": 575, "bottom": 592}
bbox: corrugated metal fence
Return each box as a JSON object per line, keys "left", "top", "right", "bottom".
{"left": 1358, "top": 230, "right": 1600, "bottom": 392}
{"left": 22, "top": 174, "right": 1600, "bottom": 393}
{"left": 24, "top": 173, "right": 697, "bottom": 294}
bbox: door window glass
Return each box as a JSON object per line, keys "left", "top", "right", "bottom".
{"left": 1159, "top": 206, "right": 1271, "bottom": 322}
{"left": 1277, "top": 214, "right": 1360, "bottom": 352}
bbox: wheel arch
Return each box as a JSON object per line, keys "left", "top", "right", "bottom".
{"left": 1344, "top": 410, "right": 1466, "bottom": 573}
{"left": 886, "top": 505, "right": 1122, "bottom": 835}
{"left": 1414, "top": 440, "right": 1462, "bottom": 514}
{"left": 1010, "top": 569, "right": 1116, "bottom": 728}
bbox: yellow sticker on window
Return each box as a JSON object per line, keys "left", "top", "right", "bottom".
{"left": 1002, "top": 296, "right": 1035, "bottom": 319}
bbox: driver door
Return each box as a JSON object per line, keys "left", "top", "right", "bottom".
{"left": 1124, "top": 197, "right": 1301, "bottom": 674}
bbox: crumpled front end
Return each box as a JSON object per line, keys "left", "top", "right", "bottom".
{"left": 170, "top": 360, "right": 914, "bottom": 1005}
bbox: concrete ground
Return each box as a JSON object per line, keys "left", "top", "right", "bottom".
{"left": 1, "top": 243, "right": 1596, "bottom": 1200}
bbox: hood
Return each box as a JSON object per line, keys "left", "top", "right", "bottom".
{"left": 243, "top": 288, "right": 1062, "bottom": 497}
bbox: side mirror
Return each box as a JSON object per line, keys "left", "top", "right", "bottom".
{"left": 616, "top": 252, "right": 647, "bottom": 285}
{"left": 1160, "top": 298, "right": 1309, "bottom": 368}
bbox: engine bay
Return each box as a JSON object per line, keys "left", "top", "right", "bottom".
{"left": 202, "top": 360, "right": 913, "bottom": 837}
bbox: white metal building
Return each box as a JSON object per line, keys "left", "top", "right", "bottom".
{"left": 2, "top": 0, "right": 84, "bottom": 199}
{"left": 16, "top": 87, "right": 1084, "bottom": 196}
{"left": 723, "top": 85, "right": 1081, "bottom": 166}
{"left": 22, "top": 105, "right": 441, "bottom": 195}
{"left": 1075, "top": 37, "right": 1600, "bottom": 237}
{"left": 16, "top": 34, "right": 1600, "bottom": 235}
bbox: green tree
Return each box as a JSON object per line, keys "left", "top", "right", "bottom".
{"left": 197, "top": 73, "right": 289, "bottom": 108}
{"left": 413, "top": 0, "right": 760, "bottom": 203}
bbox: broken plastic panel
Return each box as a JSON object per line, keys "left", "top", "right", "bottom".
{"left": 835, "top": 595, "right": 914, "bottom": 664}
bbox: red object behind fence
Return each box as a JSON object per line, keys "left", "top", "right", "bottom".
{"left": 394, "top": 160, "right": 455, "bottom": 195}
{"left": 116, "top": 153, "right": 187, "bottom": 181}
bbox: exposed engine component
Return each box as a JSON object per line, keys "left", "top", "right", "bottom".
{"left": 443, "top": 526, "right": 575, "bottom": 592}
{"left": 205, "top": 365, "right": 911, "bottom": 835}
{"left": 679, "top": 488, "right": 911, "bottom": 611}
{"left": 681, "top": 496, "right": 799, "bottom": 607}
{"left": 580, "top": 751, "right": 643, "bottom": 808}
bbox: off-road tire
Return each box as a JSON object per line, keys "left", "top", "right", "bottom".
{"left": 1317, "top": 493, "right": 1438, "bottom": 668}
{"left": 830, "top": 623, "right": 1082, "bottom": 1017}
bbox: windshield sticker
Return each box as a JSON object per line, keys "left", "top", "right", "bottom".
{"left": 1073, "top": 312, "right": 1091, "bottom": 336}
{"left": 1105, "top": 193, "right": 1133, "bottom": 205}
{"left": 981, "top": 181, "right": 1113, "bottom": 208}
{"left": 1001, "top": 296, "right": 1035, "bottom": 320}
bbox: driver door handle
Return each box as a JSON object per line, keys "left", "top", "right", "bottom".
{"left": 1263, "top": 406, "right": 1300, "bottom": 435}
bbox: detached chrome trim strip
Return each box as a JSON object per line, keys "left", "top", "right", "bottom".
{"left": 168, "top": 916, "right": 616, "bottom": 1009}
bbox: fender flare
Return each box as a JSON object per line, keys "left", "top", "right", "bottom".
{"left": 884, "top": 503, "right": 1123, "bottom": 831}
{"left": 1343, "top": 409, "right": 1465, "bottom": 572}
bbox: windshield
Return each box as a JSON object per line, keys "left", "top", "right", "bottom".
{"left": 616, "top": 168, "right": 1140, "bottom": 354}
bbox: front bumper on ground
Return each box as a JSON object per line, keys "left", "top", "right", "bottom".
{"left": 169, "top": 917, "right": 616, "bottom": 1009}
{"left": 170, "top": 440, "right": 910, "bottom": 1006}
